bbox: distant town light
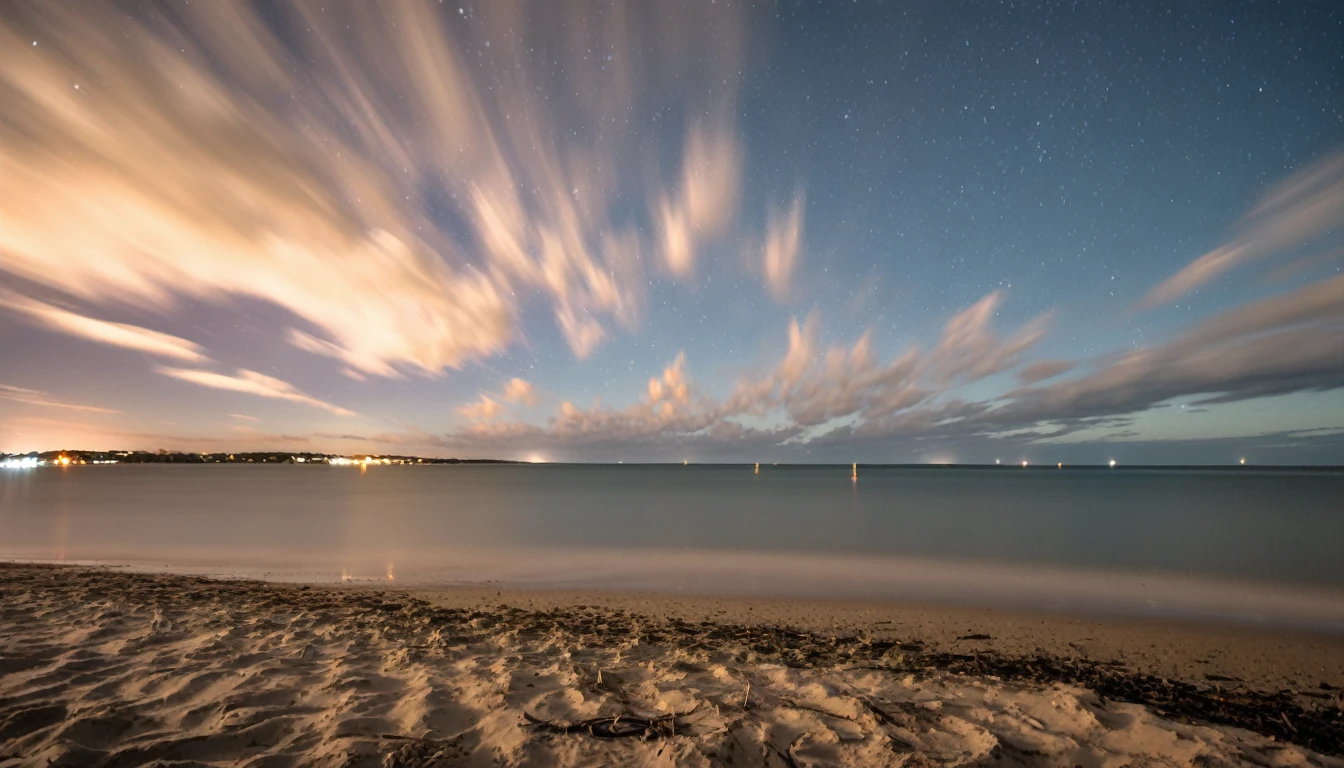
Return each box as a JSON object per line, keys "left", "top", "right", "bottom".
{"left": 1109, "top": 459, "right": 1117, "bottom": 467}
{"left": 995, "top": 459, "right": 1000, "bottom": 465}
{"left": 1240, "top": 457, "right": 1246, "bottom": 465}
{"left": 1021, "top": 460, "right": 1028, "bottom": 467}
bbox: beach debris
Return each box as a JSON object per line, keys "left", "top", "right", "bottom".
{"left": 859, "top": 697, "right": 918, "bottom": 751}
{"left": 522, "top": 710, "right": 685, "bottom": 740}
{"left": 769, "top": 734, "right": 805, "bottom": 768}
{"left": 371, "top": 733, "right": 470, "bottom": 766}
{"left": 726, "top": 666, "right": 753, "bottom": 709}
{"left": 780, "top": 697, "right": 856, "bottom": 722}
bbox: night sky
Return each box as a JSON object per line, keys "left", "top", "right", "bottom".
{"left": 1, "top": 1, "right": 1341, "bottom": 463}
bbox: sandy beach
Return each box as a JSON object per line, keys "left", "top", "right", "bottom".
{"left": 2, "top": 564, "right": 1342, "bottom": 767}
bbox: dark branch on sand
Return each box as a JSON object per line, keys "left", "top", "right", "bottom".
{"left": 522, "top": 709, "right": 693, "bottom": 740}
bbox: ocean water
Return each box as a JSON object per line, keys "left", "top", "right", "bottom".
{"left": 2, "top": 464, "right": 1342, "bottom": 627}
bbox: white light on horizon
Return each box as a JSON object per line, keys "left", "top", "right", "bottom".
{"left": 1109, "top": 459, "right": 1117, "bottom": 467}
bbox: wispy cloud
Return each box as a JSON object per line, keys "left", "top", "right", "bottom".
{"left": 762, "top": 191, "right": 805, "bottom": 302}
{"left": 439, "top": 291, "right": 1054, "bottom": 452}
{"left": 1140, "top": 149, "right": 1344, "bottom": 309}
{"left": 0, "top": 292, "right": 207, "bottom": 362}
{"left": 658, "top": 124, "right": 743, "bottom": 279}
{"left": 1016, "top": 360, "right": 1073, "bottom": 385}
{"left": 998, "top": 274, "right": 1344, "bottom": 426}
{"left": 0, "top": 384, "right": 119, "bottom": 414}
{"left": 158, "top": 368, "right": 355, "bottom": 417}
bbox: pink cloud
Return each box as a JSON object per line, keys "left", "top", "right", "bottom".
{"left": 1140, "top": 149, "right": 1344, "bottom": 309}
{"left": 158, "top": 368, "right": 355, "bottom": 417}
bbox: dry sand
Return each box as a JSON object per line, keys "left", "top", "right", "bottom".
{"left": 1, "top": 564, "right": 1342, "bottom": 767}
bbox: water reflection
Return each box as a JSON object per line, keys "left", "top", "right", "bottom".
{"left": 0, "top": 464, "right": 1340, "bottom": 589}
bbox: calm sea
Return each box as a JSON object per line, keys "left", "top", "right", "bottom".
{"left": 2, "top": 464, "right": 1342, "bottom": 628}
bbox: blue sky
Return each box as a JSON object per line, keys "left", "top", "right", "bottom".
{"left": 1, "top": 1, "right": 1341, "bottom": 463}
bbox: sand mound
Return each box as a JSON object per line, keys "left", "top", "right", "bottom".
{"left": 1, "top": 566, "right": 1340, "bottom": 767}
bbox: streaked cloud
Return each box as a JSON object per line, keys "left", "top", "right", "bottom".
{"left": 0, "top": 384, "right": 119, "bottom": 414}
{"left": 1016, "top": 360, "right": 1073, "bottom": 385}
{"left": 763, "top": 191, "right": 805, "bottom": 301}
{"left": 158, "top": 368, "right": 355, "bottom": 417}
{"left": 923, "top": 292, "right": 1052, "bottom": 386}
{"left": 0, "top": 292, "right": 206, "bottom": 362}
{"left": 0, "top": 1, "right": 757, "bottom": 376}
{"left": 1141, "top": 149, "right": 1344, "bottom": 309}
{"left": 999, "top": 274, "right": 1344, "bottom": 427}
{"left": 658, "top": 125, "right": 743, "bottom": 279}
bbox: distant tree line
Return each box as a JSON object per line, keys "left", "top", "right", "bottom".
{"left": 0, "top": 450, "right": 517, "bottom": 465}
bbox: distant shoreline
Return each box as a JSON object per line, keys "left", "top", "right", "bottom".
{"left": 0, "top": 450, "right": 522, "bottom": 466}
{"left": 2, "top": 451, "right": 1340, "bottom": 471}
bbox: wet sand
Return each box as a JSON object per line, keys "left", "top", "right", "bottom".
{"left": 1, "top": 564, "right": 1342, "bottom": 767}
